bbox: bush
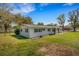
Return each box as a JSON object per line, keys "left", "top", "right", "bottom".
{"left": 14, "top": 29, "right": 20, "bottom": 35}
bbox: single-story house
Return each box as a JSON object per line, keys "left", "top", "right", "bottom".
{"left": 20, "top": 24, "right": 62, "bottom": 38}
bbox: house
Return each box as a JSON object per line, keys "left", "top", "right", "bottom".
{"left": 20, "top": 24, "right": 62, "bottom": 38}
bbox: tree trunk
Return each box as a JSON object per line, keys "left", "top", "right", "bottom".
{"left": 57, "top": 28, "right": 60, "bottom": 33}
{"left": 62, "top": 25, "right": 64, "bottom": 31}
{"left": 4, "top": 23, "right": 8, "bottom": 32}
{"left": 73, "top": 27, "right": 76, "bottom": 32}
{"left": 53, "top": 28, "right": 56, "bottom": 34}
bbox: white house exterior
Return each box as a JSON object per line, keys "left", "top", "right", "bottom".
{"left": 20, "top": 24, "right": 62, "bottom": 38}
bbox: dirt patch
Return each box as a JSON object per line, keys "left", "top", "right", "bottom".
{"left": 38, "top": 43, "right": 79, "bottom": 56}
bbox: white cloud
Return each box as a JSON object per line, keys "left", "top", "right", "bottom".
{"left": 39, "top": 3, "right": 49, "bottom": 11}
{"left": 63, "top": 3, "right": 74, "bottom": 6}
{"left": 10, "top": 3, "right": 36, "bottom": 15}
{"left": 40, "top": 3, "right": 49, "bottom": 7}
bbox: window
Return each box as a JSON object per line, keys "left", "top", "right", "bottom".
{"left": 34, "top": 29, "right": 38, "bottom": 32}
{"left": 52, "top": 28, "right": 54, "bottom": 32}
{"left": 34, "top": 28, "right": 42, "bottom": 32}
{"left": 39, "top": 29, "right": 42, "bottom": 32}
{"left": 42, "top": 28, "right": 45, "bottom": 31}
{"left": 52, "top": 28, "right": 56, "bottom": 32}
{"left": 25, "top": 29, "right": 28, "bottom": 32}
{"left": 48, "top": 28, "right": 51, "bottom": 31}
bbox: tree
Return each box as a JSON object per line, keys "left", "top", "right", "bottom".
{"left": 57, "top": 14, "right": 65, "bottom": 31}
{"left": 0, "top": 4, "right": 15, "bottom": 32}
{"left": 68, "top": 9, "right": 79, "bottom": 32}
{"left": 14, "top": 14, "right": 33, "bottom": 25}
{"left": 37, "top": 22, "right": 44, "bottom": 25}
{"left": 0, "top": 4, "right": 33, "bottom": 32}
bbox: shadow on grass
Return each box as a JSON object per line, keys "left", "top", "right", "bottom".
{"left": 11, "top": 35, "right": 29, "bottom": 39}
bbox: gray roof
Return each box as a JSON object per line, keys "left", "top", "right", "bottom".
{"left": 21, "top": 24, "right": 59, "bottom": 28}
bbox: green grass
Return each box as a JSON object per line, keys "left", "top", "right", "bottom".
{"left": 0, "top": 32, "right": 79, "bottom": 55}
{"left": 11, "top": 35, "right": 29, "bottom": 39}
{"left": 38, "top": 32, "right": 79, "bottom": 48}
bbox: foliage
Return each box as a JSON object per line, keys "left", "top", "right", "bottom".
{"left": 57, "top": 14, "right": 65, "bottom": 31}
{"left": 37, "top": 22, "right": 44, "bottom": 25}
{"left": 14, "top": 29, "right": 20, "bottom": 35}
{"left": 14, "top": 14, "right": 33, "bottom": 25}
{"left": 68, "top": 9, "right": 79, "bottom": 32}
{"left": 0, "top": 5, "right": 15, "bottom": 32}
{"left": 0, "top": 4, "right": 33, "bottom": 32}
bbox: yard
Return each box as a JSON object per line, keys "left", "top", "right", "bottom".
{"left": 0, "top": 32, "right": 79, "bottom": 56}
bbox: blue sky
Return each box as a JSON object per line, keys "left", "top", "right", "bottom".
{"left": 9, "top": 3, "right": 79, "bottom": 25}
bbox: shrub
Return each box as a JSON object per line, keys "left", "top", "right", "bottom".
{"left": 14, "top": 29, "right": 20, "bottom": 35}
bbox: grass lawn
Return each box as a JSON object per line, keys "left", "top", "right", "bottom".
{"left": 0, "top": 32, "right": 79, "bottom": 56}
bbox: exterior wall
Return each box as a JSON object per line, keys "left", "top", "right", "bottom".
{"left": 20, "top": 26, "right": 62, "bottom": 38}
{"left": 29, "top": 28, "right": 55, "bottom": 38}
{"left": 20, "top": 28, "right": 30, "bottom": 38}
